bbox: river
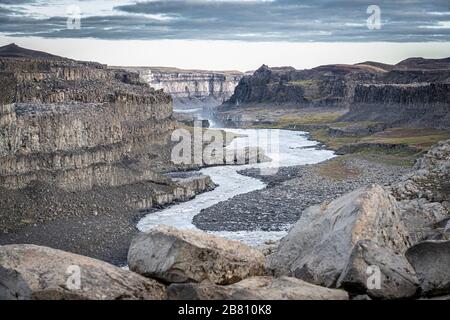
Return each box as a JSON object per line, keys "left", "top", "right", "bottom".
{"left": 137, "top": 128, "right": 335, "bottom": 246}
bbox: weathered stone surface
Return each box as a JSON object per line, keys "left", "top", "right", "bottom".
{"left": 337, "top": 240, "right": 419, "bottom": 299}
{"left": 397, "top": 199, "right": 449, "bottom": 243}
{"left": 406, "top": 240, "right": 450, "bottom": 296}
{"left": 167, "top": 276, "right": 349, "bottom": 300}
{"left": 128, "top": 225, "right": 265, "bottom": 285}
{"left": 0, "top": 244, "right": 166, "bottom": 300}
{"left": 392, "top": 140, "right": 450, "bottom": 202}
{"left": 267, "top": 185, "right": 410, "bottom": 287}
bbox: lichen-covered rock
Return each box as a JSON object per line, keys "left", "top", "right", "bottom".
{"left": 128, "top": 225, "right": 265, "bottom": 285}
{"left": 337, "top": 240, "right": 419, "bottom": 299}
{"left": 0, "top": 244, "right": 166, "bottom": 300}
{"left": 406, "top": 240, "right": 450, "bottom": 297}
{"left": 167, "top": 276, "right": 349, "bottom": 300}
{"left": 392, "top": 140, "right": 450, "bottom": 202}
{"left": 397, "top": 199, "right": 449, "bottom": 243}
{"left": 267, "top": 185, "right": 411, "bottom": 287}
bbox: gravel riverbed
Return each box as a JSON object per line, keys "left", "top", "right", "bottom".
{"left": 193, "top": 156, "right": 411, "bottom": 232}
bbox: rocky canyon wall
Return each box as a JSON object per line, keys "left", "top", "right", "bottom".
{"left": 0, "top": 44, "right": 185, "bottom": 196}
{"left": 342, "top": 83, "right": 450, "bottom": 129}
{"left": 121, "top": 67, "right": 243, "bottom": 109}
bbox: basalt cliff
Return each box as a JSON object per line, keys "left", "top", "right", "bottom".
{"left": 221, "top": 58, "right": 450, "bottom": 129}
{"left": 0, "top": 44, "right": 216, "bottom": 262}
{"left": 119, "top": 67, "right": 243, "bottom": 110}
{"left": 0, "top": 44, "right": 207, "bottom": 194}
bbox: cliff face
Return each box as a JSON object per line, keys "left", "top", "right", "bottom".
{"left": 224, "top": 64, "right": 380, "bottom": 108}
{"left": 0, "top": 44, "right": 184, "bottom": 196}
{"left": 222, "top": 57, "right": 450, "bottom": 129}
{"left": 342, "top": 58, "right": 450, "bottom": 129}
{"left": 122, "top": 67, "right": 243, "bottom": 109}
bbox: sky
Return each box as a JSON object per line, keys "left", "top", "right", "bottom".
{"left": 0, "top": 0, "right": 449, "bottom": 71}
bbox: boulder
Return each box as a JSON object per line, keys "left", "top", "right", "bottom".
{"left": 128, "top": 225, "right": 265, "bottom": 285}
{"left": 397, "top": 199, "right": 449, "bottom": 243}
{"left": 393, "top": 140, "right": 450, "bottom": 202}
{"left": 406, "top": 240, "right": 450, "bottom": 296}
{"left": 267, "top": 185, "right": 411, "bottom": 287}
{"left": 337, "top": 240, "right": 419, "bottom": 299}
{"left": 0, "top": 244, "right": 166, "bottom": 300}
{"left": 167, "top": 276, "right": 349, "bottom": 300}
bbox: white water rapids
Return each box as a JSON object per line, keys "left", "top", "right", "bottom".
{"left": 137, "top": 128, "right": 335, "bottom": 246}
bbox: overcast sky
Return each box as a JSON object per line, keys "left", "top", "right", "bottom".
{"left": 0, "top": 0, "right": 449, "bottom": 70}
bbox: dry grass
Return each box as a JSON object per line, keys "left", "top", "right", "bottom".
{"left": 360, "top": 128, "right": 450, "bottom": 150}
{"left": 318, "top": 157, "right": 361, "bottom": 180}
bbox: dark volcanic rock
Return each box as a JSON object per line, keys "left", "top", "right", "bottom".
{"left": 337, "top": 240, "right": 419, "bottom": 300}
{"left": 220, "top": 57, "right": 450, "bottom": 129}
{"left": 224, "top": 64, "right": 379, "bottom": 108}
{"left": 406, "top": 240, "right": 450, "bottom": 297}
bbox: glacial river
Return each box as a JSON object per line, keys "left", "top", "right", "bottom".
{"left": 137, "top": 128, "right": 335, "bottom": 246}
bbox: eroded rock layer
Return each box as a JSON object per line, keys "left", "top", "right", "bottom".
{"left": 122, "top": 66, "right": 243, "bottom": 109}
{"left": 0, "top": 44, "right": 182, "bottom": 192}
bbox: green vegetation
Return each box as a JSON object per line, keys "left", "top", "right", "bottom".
{"left": 311, "top": 127, "right": 450, "bottom": 167}
{"left": 310, "top": 129, "right": 360, "bottom": 149}
{"left": 360, "top": 128, "right": 450, "bottom": 150}
{"left": 287, "top": 79, "right": 318, "bottom": 87}
{"left": 249, "top": 112, "right": 343, "bottom": 130}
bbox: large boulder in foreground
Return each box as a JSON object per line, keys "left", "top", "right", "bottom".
{"left": 167, "top": 276, "right": 349, "bottom": 300}
{"left": 267, "top": 185, "right": 411, "bottom": 288}
{"left": 0, "top": 244, "right": 166, "bottom": 300}
{"left": 406, "top": 240, "right": 450, "bottom": 297}
{"left": 337, "top": 240, "right": 419, "bottom": 299}
{"left": 128, "top": 225, "right": 265, "bottom": 285}
{"left": 393, "top": 140, "right": 450, "bottom": 202}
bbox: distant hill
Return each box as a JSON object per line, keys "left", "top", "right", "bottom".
{"left": 0, "top": 43, "right": 66, "bottom": 60}
{"left": 394, "top": 57, "right": 450, "bottom": 70}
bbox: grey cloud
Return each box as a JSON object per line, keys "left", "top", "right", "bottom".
{"left": 0, "top": 0, "right": 449, "bottom": 41}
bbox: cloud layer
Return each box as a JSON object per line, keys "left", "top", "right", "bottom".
{"left": 0, "top": 0, "right": 449, "bottom": 42}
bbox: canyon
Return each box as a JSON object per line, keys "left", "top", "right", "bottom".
{"left": 1, "top": 43, "right": 450, "bottom": 301}
{"left": 219, "top": 58, "right": 450, "bottom": 130}
{"left": 119, "top": 66, "right": 243, "bottom": 110}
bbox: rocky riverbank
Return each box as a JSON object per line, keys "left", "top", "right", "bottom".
{"left": 194, "top": 156, "right": 411, "bottom": 232}
{"left": 1, "top": 140, "right": 449, "bottom": 300}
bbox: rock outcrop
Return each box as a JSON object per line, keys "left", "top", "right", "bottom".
{"left": 224, "top": 64, "right": 379, "bottom": 109}
{"left": 167, "top": 276, "right": 349, "bottom": 300}
{"left": 0, "top": 44, "right": 217, "bottom": 212}
{"left": 0, "top": 244, "right": 166, "bottom": 300}
{"left": 128, "top": 225, "right": 265, "bottom": 285}
{"left": 343, "top": 83, "right": 450, "bottom": 129}
{"left": 267, "top": 185, "right": 411, "bottom": 288}
{"left": 406, "top": 240, "right": 450, "bottom": 297}
{"left": 337, "top": 240, "right": 419, "bottom": 299}
{"left": 120, "top": 67, "right": 242, "bottom": 109}
{"left": 393, "top": 139, "right": 450, "bottom": 202}
{"left": 221, "top": 57, "right": 450, "bottom": 129}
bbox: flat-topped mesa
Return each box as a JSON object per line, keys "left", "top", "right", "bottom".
{"left": 0, "top": 44, "right": 178, "bottom": 192}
